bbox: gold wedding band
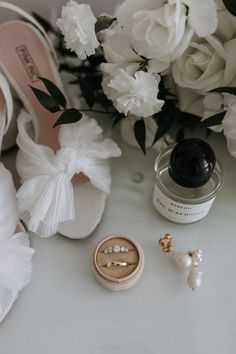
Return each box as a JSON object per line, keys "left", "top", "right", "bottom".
{"left": 104, "top": 261, "right": 128, "bottom": 268}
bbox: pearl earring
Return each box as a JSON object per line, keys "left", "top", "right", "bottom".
{"left": 159, "top": 234, "right": 203, "bottom": 291}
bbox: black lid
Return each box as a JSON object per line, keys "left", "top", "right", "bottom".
{"left": 168, "top": 138, "right": 216, "bottom": 188}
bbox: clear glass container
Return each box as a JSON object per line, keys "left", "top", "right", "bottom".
{"left": 153, "top": 144, "right": 223, "bottom": 224}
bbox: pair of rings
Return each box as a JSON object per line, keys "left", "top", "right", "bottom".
{"left": 102, "top": 244, "right": 131, "bottom": 268}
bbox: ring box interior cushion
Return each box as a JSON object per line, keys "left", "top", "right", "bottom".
{"left": 93, "top": 234, "right": 144, "bottom": 291}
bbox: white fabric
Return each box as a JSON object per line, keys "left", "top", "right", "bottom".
{"left": 0, "top": 72, "right": 13, "bottom": 150}
{"left": 0, "top": 162, "right": 34, "bottom": 323}
{"left": 16, "top": 111, "right": 121, "bottom": 238}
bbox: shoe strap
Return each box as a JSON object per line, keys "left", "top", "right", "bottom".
{"left": 0, "top": 72, "right": 13, "bottom": 150}
{"left": 0, "top": 1, "right": 59, "bottom": 67}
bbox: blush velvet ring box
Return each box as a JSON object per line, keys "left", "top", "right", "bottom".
{"left": 93, "top": 234, "right": 145, "bottom": 291}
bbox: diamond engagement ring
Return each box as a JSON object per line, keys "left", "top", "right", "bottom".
{"left": 103, "top": 245, "right": 129, "bottom": 254}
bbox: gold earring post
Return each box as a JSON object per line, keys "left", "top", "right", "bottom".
{"left": 159, "top": 234, "right": 173, "bottom": 253}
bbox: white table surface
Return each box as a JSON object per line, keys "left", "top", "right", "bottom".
{"left": 0, "top": 130, "right": 236, "bottom": 354}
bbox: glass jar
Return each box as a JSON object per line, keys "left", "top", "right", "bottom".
{"left": 153, "top": 138, "right": 223, "bottom": 224}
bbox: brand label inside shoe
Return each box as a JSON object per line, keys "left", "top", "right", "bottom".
{"left": 16, "top": 45, "right": 40, "bottom": 82}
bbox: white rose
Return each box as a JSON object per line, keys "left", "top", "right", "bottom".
{"left": 101, "top": 23, "right": 168, "bottom": 77}
{"left": 172, "top": 9, "right": 236, "bottom": 93}
{"left": 101, "top": 24, "right": 142, "bottom": 76}
{"left": 57, "top": 1, "right": 99, "bottom": 60}
{"left": 216, "top": 7, "right": 236, "bottom": 41}
{"left": 202, "top": 92, "right": 236, "bottom": 141}
{"left": 222, "top": 97, "right": 236, "bottom": 158}
{"left": 215, "top": 0, "right": 225, "bottom": 10}
{"left": 173, "top": 9, "right": 236, "bottom": 117}
{"left": 103, "top": 69, "right": 164, "bottom": 117}
{"left": 202, "top": 93, "right": 225, "bottom": 132}
{"left": 115, "top": 0, "right": 217, "bottom": 71}
{"left": 173, "top": 36, "right": 236, "bottom": 93}
{"left": 184, "top": 0, "right": 218, "bottom": 37}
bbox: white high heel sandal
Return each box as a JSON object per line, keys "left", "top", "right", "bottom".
{"left": 0, "top": 72, "right": 13, "bottom": 150}
{"left": 0, "top": 72, "right": 34, "bottom": 324}
{"left": 0, "top": 2, "right": 121, "bottom": 239}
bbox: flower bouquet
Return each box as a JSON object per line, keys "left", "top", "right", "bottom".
{"left": 32, "top": 0, "right": 236, "bottom": 156}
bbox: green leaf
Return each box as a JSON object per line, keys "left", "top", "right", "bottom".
{"left": 53, "top": 109, "right": 82, "bottom": 127}
{"left": 161, "top": 88, "right": 177, "bottom": 99}
{"left": 29, "top": 86, "right": 60, "bottom": 113}
{"left": 138, "top": 59, "right": 149, "bottom": 72}
{"left": 132, "top": 48, "right": 147, "bottom": 61}
{"left": 152, "top": 114, "right": 173, "bottom": 145}
{"left": 222, "top": 0, "right": 236, "bottom": 16}
{"left": 210, "top": 87, "right": 236, "bottom": 95}
{"left": 112, "top": 114, "right": 126, "bottom": 127}
{"left": 206, "top": 128, "right": 213, "bottom": 138}
{"left": 38, "top": 77, "right": 67, "bottom": 108}
{"left": 32, "top": 12, "right": 57, "bottom": 34}
{"left": 95, "top": 93, "right": 113, "bottom": 109}
{"left": 95, "top": 16, "right": 116, "bottom": 33}
{"left": 200, "top": 112, "right": 225, "bottom": 128}
{"left": 76, "top": 76, "right": 95, "bottom": 108}
{"left": 180, "top": 111, "right": 201, "bottom": 129}
{"left": 134, "top": 119, "right": 146, "bottom": 155}
{"left": 57, "top": 39, "right": 77, "bottom": 58}
{"left": 176, "top": 128, "right": 185, "bottom": 142}
{"left": 61, "top": 64, "right": 94, "bottom": 74}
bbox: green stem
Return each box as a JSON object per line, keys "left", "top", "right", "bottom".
{"left": 58, "top": 108, "right": 114, "bottom": 115}
{"left": 79, "top": 109, "right": 113, "bottom": 115}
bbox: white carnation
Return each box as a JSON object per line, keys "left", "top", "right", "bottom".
{"left": 104, "top": 69, "right": 164, "bottom": 117}
{"left": 57, "top": 1, "right": 99, "bottom": 60}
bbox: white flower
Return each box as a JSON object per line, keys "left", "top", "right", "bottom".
{"left": 215, "top": 0, "right": 225, "bottom": 10}
{"left": 101, "top": 23, "right": 169, "bottom": 76}
{"left": 223, "top": 99, "right": 236, "bottom": 158}
{"left": 57, "top": 1, "right": 99, "bottom": 59}
{"left": 204, "top": 93, "right": 224, "bottom": 113}
{"left": 202, "top": 93, "right": 224, "bottom": 132}
{"left": 172, "top": 8, "right": 236, "bottom": 93}
{"left": 104, "top": 69, "right": 164, "bottom": 117}
{"left": 202, "top": 93, "right": 236, "bottom": 151}
{"left": 173, "top": 36, "right": 236, "bottom": 93}
{"left": 115, "top": 0, "right": 217, "bottom": 70}
{"left": 184, "top": 0, "right": 218, "bottom": 37}
{"left": 101, "top": 24, "right": 142, "bottom": 76}
{"left": 215, "top": 6, "right": 236, "bottom": 42}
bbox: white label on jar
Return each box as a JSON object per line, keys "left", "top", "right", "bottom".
{"left": 153, "top": 185, "right": 215, "bottom": 223}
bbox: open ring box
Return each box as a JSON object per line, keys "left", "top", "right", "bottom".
{"left": 93, "top": 234, "right": 145, "bottom": 291}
